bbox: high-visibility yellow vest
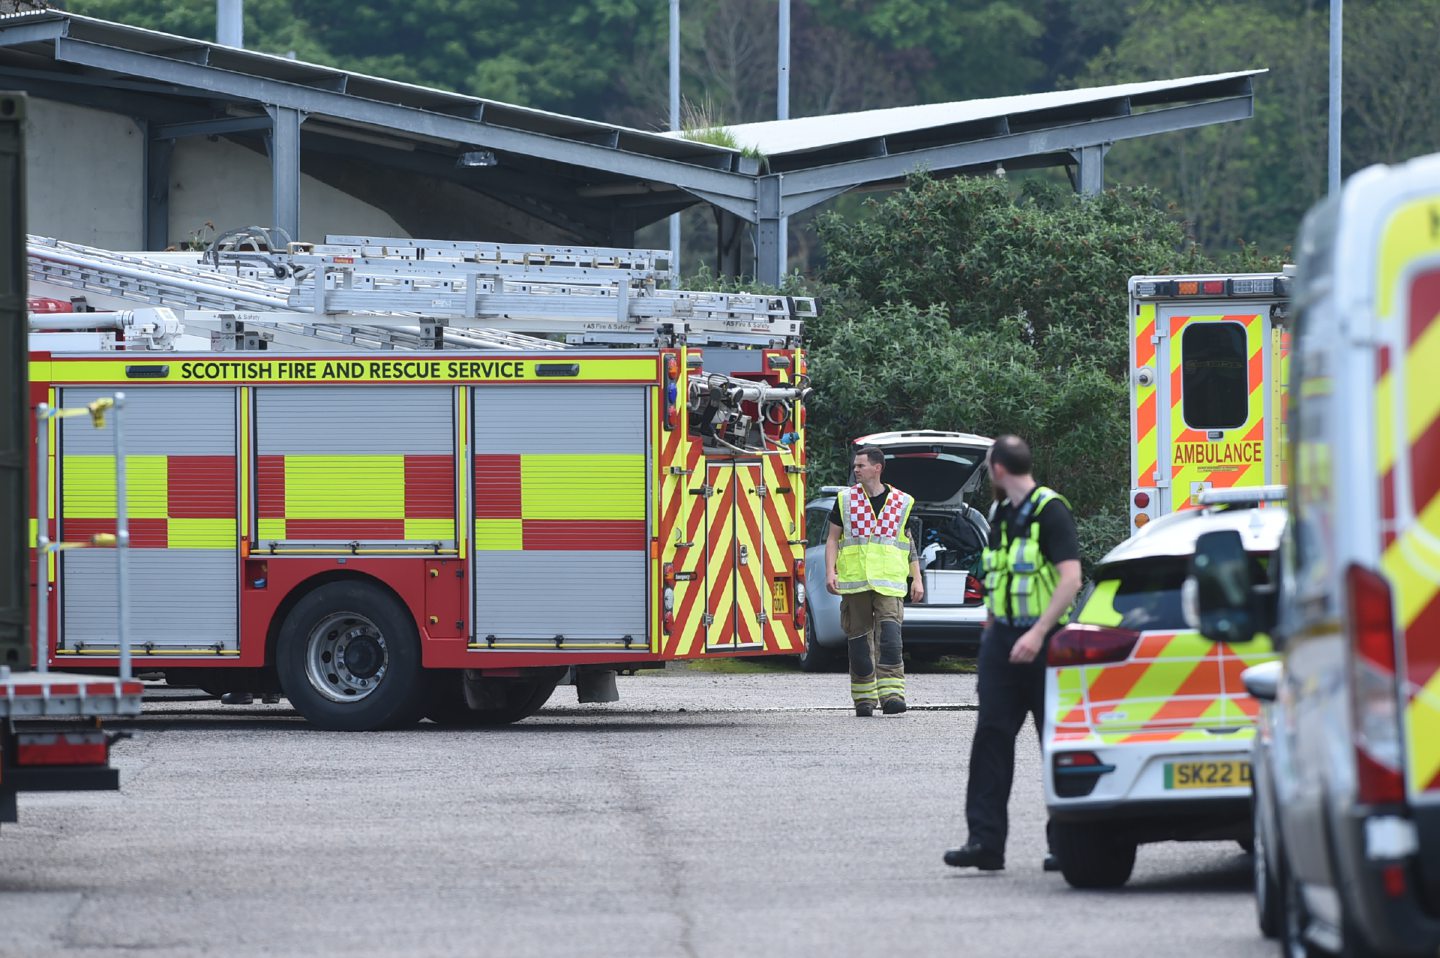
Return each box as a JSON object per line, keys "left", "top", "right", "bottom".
{"left": 835, "top": 484, "right": 915, "bottom": 597}
{"left": 982, "top": 486, "right": 1072, "bottom": 626}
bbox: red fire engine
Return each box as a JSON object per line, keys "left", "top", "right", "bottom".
{"left": 26, "top": 233, "right": 814, "bottom": 730}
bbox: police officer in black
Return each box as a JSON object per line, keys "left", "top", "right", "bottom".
{"left": 944, "top": 435, "right": 1082, "bottom": 872}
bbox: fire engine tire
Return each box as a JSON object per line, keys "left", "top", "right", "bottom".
{"left": 797, "top": 609, "right": 840, "bottom": 673}
{"left": 424, "top": 671, "right": 562, "bottom": 727}
{"left": 276, "top": 581, "right": 427, "bottom": 732}
{"left": 1051, "top": 822, "right": 1137, "bottom": 889}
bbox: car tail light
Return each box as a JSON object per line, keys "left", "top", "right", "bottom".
{"left": 793, "top": 558, "right": 807, "bottom": 629}
{"left": 1046, "top": 625, "right": 1140, "bottom": 667}
{"left": 1346, "top": 563, "right": 1406, "bottom": 806}
{"left": 1054, "top": 751, "right": 1103, "bottom": 769}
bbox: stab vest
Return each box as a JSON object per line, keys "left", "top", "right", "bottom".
{"left": 982, "top": 486, "right": 1071, "bottom": 626}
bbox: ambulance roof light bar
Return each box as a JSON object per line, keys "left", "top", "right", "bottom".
{"left": 1196, "top": 484, "right": 1288, "bottom": 506}
{"left": 1132, "top": 275, "right": 1293, "bottom": 299}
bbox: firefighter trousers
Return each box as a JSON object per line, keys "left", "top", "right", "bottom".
{"left": 841, "top": 591, "right": 905, "bottom": 706}
{"left": 964, "top": 621, "right": 1050, "bottom": 855}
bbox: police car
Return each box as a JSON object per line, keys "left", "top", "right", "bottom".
{"left": 1042, "top": 487, "right": 1284, "bottom": 888}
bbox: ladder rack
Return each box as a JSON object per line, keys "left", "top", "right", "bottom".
{"left": 27, "top": 234, "right": 813, "bottom": 350}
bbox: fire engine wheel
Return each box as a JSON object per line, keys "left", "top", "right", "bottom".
{"left": 1051, "top": 821, "right": 1137, "bottom": 889}
{"left": 424, "top": 670, "right": 562, "bottom": 727}
{"left": 277, "top": 581, "right": 426, "bottom": 731}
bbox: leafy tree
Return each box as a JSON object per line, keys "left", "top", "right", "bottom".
{"left": 803, "top": 173, "right": 1240, "bottom": 565}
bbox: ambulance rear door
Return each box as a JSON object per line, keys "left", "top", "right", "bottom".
{"left": 1154, "top": 298, "right": 1274, "bottom": 512}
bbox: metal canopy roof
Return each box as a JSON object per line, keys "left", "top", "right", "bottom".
{"left": 0, "top": 11, "right": 1262, "bottom": 285}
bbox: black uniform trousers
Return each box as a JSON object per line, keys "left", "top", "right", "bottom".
{"left": 964, "top": 620, "right": 1050, "bottom": 855}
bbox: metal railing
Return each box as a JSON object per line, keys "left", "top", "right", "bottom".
{"left": 34, "top": 393, "right": 132, "bottom": 683}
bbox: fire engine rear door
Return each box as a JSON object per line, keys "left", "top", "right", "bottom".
{"left": 58, "top": 386, "right": 238, "bottom": 654}
{"left": 702, "top": 459, "right": 767, "bottom": 652}
{"left": 1154, "top": 304, "right": 1272, "bottom": 511}
{"left": 471, "top": 384, "right": 649, "bottom": 650}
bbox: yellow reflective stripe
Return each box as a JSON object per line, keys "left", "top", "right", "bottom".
{"left": 521, "top": 454, "right": 643, "bottom": 519}
{"left": 284, "top": 456, "right": 404, "bottom": 518}
{"left": 1382, "top": 492, "right": 1440, "bottom": 631}
{"left": 257, "top": 518, "right": 286, "bottom": 540}
{"left": 1077, "top": 579, "right": 1123, "bottom": 627}
{"left": 1376, "top": 193, "right": 1440, "bottom": 320}
{"left": 1408, "top": 672, "right": 1440, "bottom": 794}
{"left": 168, "top": 519, "right": 236, "bottom": 549}
{"left": 405, "top": 518, "right": 455, "bottom": 540}
{"left": 62, "top": 455, "right": 169, "bottom": 518}
{"left": 474, "top": 518, "right": 522, "bottom": 551}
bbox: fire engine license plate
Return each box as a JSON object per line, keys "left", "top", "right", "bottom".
{"left": 1165, "top": 760, "right": 1251, "bottom": 790}
{"left": 771, "top": 581, "right": 790, "bottom": 616}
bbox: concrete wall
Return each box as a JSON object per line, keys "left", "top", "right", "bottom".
{"left": 24, "top": 98, "right": 407, "bottom": 250}
{"left": 24, "top": 98, "right": 144, "bottom": 249}
{"left": 169, "top": 135, "right": 407, "bottom": 246}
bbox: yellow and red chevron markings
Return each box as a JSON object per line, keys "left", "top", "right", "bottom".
{"left": 659, "top": 348, "right": 804, "bottom": 658}
{"left": 1376, "top": 255, "right": 1440, "bottom": 796}
{"left": 1168, "top": 313, "right": 1267, "bottom": 509}
{"left": 1050, "top": 630, "right": 1274, "bottom": 746}
{"left": 63, "top": 454, "right": 235, "bottom": 548}
{"left": 1133, "top": 303, "right": 1158, "bottom": 489}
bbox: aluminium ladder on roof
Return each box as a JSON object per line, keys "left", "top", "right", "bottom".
{"left": 27, "top": 234, "right": 814, "bottom": 348}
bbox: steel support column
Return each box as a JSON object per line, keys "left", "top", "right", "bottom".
{"left": 755, "top": 174, "right": 784, "bottom": 287}
{"left": 144, "top": 128, "right": 173, "bottom": 251}
{"left": 1071, "top": 143, "right": 1109, "bottom": 195}
{"left": 265, "top": 105, "right": 302, "bottom": 242}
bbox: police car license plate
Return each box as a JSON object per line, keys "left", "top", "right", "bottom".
{"left": 1164, "top": 760, "right": 1251, "bottom": 790}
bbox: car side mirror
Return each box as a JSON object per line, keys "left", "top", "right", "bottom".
{"left": 1241, "top": 661, "right": 1281, "bottom": 702}
{"left": 1187, "top": 530, "right": 1258, "bottom": 644}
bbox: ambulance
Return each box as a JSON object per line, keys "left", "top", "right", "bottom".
{"left": 25, "top": 234, "right": 815, "bottom": 731}
{"left": 1128, "top": 270, "right": 1291, "bottom": 528}
{"left": 1198, "top": 151, "right": 1440, "bottom": 956}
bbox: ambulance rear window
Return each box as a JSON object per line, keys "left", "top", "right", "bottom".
{"left": 1182, "top": 322, "right": 1249, "bottom": 430}
{"left": 1078, "top": 559, "right": 1190, "bottom": 631}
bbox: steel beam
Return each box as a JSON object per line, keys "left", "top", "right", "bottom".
{"left": 779, "top": 96, "right": 1254, "bottom": 198}
{"left": 50, "top": 37, "right": 756, "bottom": 204}
{"left": 152, "top": 115, "right": 272, "bottom": 139}
{"left": 0, "top": 19, "right": 67, "bottom": 48}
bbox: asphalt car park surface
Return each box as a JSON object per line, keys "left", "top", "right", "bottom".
{"left": 0, "top": 667, "right": 1271, "bottom": 958}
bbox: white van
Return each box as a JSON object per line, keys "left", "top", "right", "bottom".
{"left": 1195, "top": 151, "right": 1440, "bottom": 957}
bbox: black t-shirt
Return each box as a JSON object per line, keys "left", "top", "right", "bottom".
{"left": 987, "top": 486, "right": 1080, "bottom": 566}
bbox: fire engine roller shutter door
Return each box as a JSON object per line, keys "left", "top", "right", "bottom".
{"left": 254, "top": 386, "right": 456, "bottom": 547}
{"left": 472, "top": 385, "right": 648, "bottom": 647}
{"left": 59, "top": 387, "right": 238, "bottom": 652}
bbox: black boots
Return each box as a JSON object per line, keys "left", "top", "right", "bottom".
{"left": 942, "top": 844, "right": 1005, "bottom": 871}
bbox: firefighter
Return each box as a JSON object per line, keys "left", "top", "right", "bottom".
{"left": 824, "top": 445, "right": 923, "bottom": 717}
{"left": 943, "top": 435, "right": 1081, "bottom": 871}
